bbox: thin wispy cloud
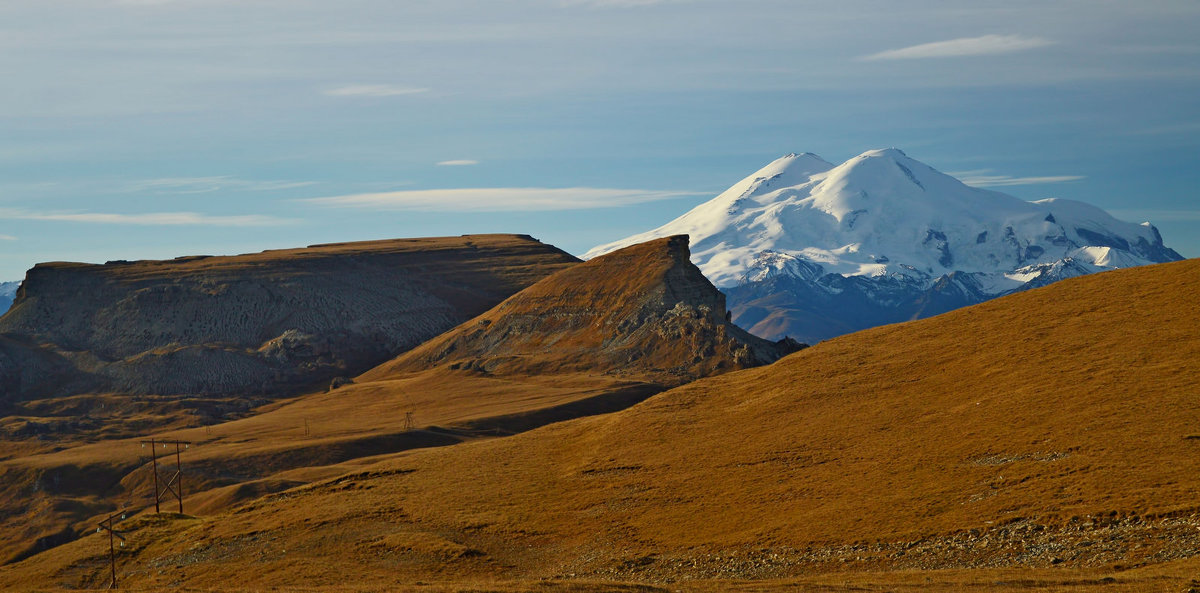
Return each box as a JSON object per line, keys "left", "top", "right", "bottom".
{"left": 950, "top": 170, "right": 1084, "bottom": 187}
{"left": 302, "top": 187, "right": 707, "bottom": 212}
{"left": 324, "top": 85, "right": 430, "bottom": 97}
{"left": 562, "top": 0, "right": 694, "bottom": 6}
{"left": 862, "top": 35, "right": 1054, "bottom": 61}
{"left": 1109, "top": 209, "right": 1200, "bottom": 222}
{"left": 128, "top": 177, "right": 317, "bottom": 194}
{"left": 436, "top": 160, "right": 479, "bottom": 166}
{"left": 0, "top": 208, "right": 296, "bottom": 227}
{"left": 0, "top": 234, "right": 16, "bottom": 241}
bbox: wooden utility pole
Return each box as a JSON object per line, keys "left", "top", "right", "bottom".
{"left": 139, "top": 439, "right": 191, "bottom": 514}
{"left": 96, "top": 511, "right": 127, "bottom": 589}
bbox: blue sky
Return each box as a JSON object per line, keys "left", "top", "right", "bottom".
{"left": 1, "top": 0, "right": 1198, "bottom": 279}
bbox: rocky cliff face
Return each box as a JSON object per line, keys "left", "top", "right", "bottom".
{"left": 370, "top": 235, "right": 803, "bottom": 386}
{"left": 0, "top": 235, "right": 579, "bottom": 399}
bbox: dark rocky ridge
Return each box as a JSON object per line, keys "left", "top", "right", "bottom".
{"left": 0, "top": 235, "right": 579, "bottom": 400}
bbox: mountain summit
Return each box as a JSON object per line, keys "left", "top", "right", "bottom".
{"left": 586, "top": 149, "right": 1182, "bottom": 342}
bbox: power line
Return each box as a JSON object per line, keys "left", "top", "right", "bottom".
{"left": 139, "top": 439, "right": 191, "bottom": 514}
{"left": 95, "top": 510, "right": 128, "bottom": 589}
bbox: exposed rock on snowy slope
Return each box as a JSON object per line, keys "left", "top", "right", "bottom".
{"left": 0, "top": 282, "right": 17, "bottom": 315}
{"left": 586, "top": 149, "right": 1182, "bottom": 342}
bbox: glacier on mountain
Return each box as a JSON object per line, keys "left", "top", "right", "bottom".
{"left": 586, "top": 149, "right": 1182, "bottom": 343}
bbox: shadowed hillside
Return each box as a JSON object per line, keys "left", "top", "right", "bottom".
{"left": 0, "top": 234, "right": 578, "bottom": 401}
{"left": 4, "top": 257, "right": 1195, "bottom": 591}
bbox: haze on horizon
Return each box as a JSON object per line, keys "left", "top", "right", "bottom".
{"left": 1, "top": 0, "right": 1198, "bottom": 280}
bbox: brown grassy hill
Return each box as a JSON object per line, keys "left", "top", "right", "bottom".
{"left": 0, "top": 234, "right": 578, "bottom": 401}
{"left": 366, "top": 235, "right": 801, "bottom": 384}
{"left": 3, "top": 257, "right": 1196, "bottom": 592}
{"left": 0, "top": 235, "right": 797, "bottom": 572}
{"left": 0, "top": 233, "right": 575, "bottom": 566}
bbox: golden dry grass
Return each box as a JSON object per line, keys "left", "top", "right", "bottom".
{"left": 0, "top": 233, "right": 586, "bottom": 565}
{"left": 0, "top": 234, "right": 774, "bottom": 577}
{"left": 3, "top": 258, "right": 1198, "bottom": 591}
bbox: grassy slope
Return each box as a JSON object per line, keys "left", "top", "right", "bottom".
{"left": 0, "top": 234, "right": 584, "bottom": 566}
{"left": 0, "top": 236, "right": 785, "bottom": 579}
{"left": 3, "top": 258, "right": 1198, "bottom": 591}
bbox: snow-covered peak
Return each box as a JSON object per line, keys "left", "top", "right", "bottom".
{"left": 766, "top": 152, "right": 835, "bottom": 178}
{"left": 586, "top": 149, "right": 1181, "bottom": 291}
{"left": 716, "top": 152, "right": 834, "bottom": 207}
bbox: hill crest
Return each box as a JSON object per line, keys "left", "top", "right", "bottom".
{"left": 366, "top": 235, "right": 803, "bottom": 385}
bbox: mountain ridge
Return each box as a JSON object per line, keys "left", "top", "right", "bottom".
{"left": 587, "top": 149, "right": 1182, "bottom": 342}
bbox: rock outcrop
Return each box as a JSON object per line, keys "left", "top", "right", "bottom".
{"left": 0, "top": 235, "right": 579, "bottom": 399}
{"left": 369, "top": 235, "right": 803, "bottom": 386}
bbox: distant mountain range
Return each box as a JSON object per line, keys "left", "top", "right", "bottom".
{"left": 587, "top": 148, "right": 1183, "bottom": 343}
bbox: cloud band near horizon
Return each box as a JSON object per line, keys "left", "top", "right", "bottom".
{"left": 324, "top": 85, "right": 430, "bottom": 97}
{"left": 0, "top": 208, "right": 296, "bottom": 227}
{"left": 954, "top": 173, "right": 1085, "bottom": 187}
{"left": 862, "top": 34, "right": 1053, "bottom": 61}
{"left": 302, "top": 187, "right": 707, "bottom": 211}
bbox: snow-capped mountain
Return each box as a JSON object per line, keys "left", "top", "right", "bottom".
{"left": 586, "top": 149, "right": 1182, "bottom": 343}
{"left": 0, "top": 281, "right": 18, "bottom": 314}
